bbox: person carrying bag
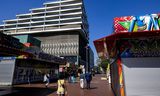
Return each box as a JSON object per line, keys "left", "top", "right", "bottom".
{"left": 57, "top": 73, "right": 68, "bottom": 96}
{"left": 79, "top": 72, "right": 85, "bottom": 89}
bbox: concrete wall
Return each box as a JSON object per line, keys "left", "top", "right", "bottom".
{"left": 0, "top": 59, "right": 15, "bottom": 85}
{"left": 34, "top": 32, "right": 79, "bottom": 56}
{"left": 122, "top": 57, "right": 160, "bottom": 96}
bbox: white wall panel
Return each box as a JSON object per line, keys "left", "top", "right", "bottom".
{"left": 0, "top": 59, "right": 15, "bottom": 85}
{"left": 122, "top": 57, "right": 160, "bottom": 96}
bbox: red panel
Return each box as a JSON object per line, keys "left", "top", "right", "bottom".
{"left": 24, "top": 43, "right": 33, "bottom": 47}
{"left": 114, "top": 16, "right": 133, "bottom": 33}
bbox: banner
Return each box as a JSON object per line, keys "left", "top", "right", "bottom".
{"left": 114, "top": 14, "right": 160, "bottom": 33}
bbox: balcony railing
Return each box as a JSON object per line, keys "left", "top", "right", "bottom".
{"left": 3, "top": 12, "right": 82, "bottom": 25}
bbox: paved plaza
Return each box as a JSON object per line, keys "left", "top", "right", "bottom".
{"left": 1, "top": 74, "right": 114, "bottom": 96}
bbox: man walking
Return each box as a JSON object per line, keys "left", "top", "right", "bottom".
{"left": 85, "top": 72, "right": 92, "bottom": 89}
{"left": 43, "top": 73, "right": 50, "bottom": 87}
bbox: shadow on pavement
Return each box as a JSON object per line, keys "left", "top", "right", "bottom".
{"left": 89, "top": 87, "right": 97, "bottom": 89}
{"left": 0, "top": 89, "right": 5, "bottom": 91}
{"left": 3, "top": 86, "right": 57, "bottom": 96}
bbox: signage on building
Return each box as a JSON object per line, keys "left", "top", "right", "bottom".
{"left": 114, "top": 14, "right": 160, "bottom": 33}
{"left": 38, "top": 52, "right": 66, "bottom": 64}
{"left": 0, "top": 57, "right": 16, "bottom": 60}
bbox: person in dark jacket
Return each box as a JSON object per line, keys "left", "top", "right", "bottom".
{"left": 85, "top": 72, "right": 92, "bottom": 89}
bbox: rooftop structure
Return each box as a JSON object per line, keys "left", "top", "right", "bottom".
{"left": 0, "top": 0, "right": 88, "bottom": 38}
{"left": 0, "top": 0, "right": 90, "bottom": 65}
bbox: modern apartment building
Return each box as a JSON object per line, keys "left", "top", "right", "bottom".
{"left": 89, "top": 47, "right": 94, "bottom": 69}
{"left": 0, "top": 0, "right": 89, "bottom": 65}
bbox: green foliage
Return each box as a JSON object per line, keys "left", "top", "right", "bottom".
{"left": 96, "top": 58, "right": 110, "bottom": 73}
{"left": 100, "top": 59, "right": 110, "bottom": 72}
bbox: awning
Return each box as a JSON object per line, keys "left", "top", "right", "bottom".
{"left": 94, "top": 30, "right": 160, "bottom": 58}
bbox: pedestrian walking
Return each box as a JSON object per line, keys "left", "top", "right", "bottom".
{"left": 77, "top": 68, "right": 82, "bottom": 77}
{"left": 57, "top": 73, "right": 67, "bottom": 96}
{"left": 43, "top": 73, "right": 50, "bottom": 88}
{"left": 91, "top": 69, "right": 95, "bottom": 76}
{"left": 79, "top": 72, "right": 85, "bottom": 89}
{"left": 85, "top": 72, "right": 92, "bottom": 89}
{"left": 68, "top": 72, "right": 71, "bottom": 83}
{"left": 70, "top": 71, "right": 75, "bottom": 83}
{"left": 27, "top": 71, "right": 31, "bottom": 85}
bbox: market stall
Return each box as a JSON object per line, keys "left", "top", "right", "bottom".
{"left": 94, "top": 13, "right": 160, "bottom": 96}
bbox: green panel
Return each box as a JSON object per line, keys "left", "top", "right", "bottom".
{"left": 119, "top": 21, "right": 131, "bottom": 30}
{"left": 14, "top": 35, "right": 28, "bottom": 43}
{"left": 27, "top": 35, "right": 32, "bottom": 43}
{"left": 28, "top": 36, "right": 41, "bottom": 47}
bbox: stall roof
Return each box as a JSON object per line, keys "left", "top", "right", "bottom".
{"left": 94, "top": 30, "right": 160, "bottom": 58}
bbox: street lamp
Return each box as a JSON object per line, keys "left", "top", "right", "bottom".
{"left": 85, "top": 44, "right": 89, "bottom": 73}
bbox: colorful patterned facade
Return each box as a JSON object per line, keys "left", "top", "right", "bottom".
{"left": 114, "top": 14, "right": 160, "bottom": 33}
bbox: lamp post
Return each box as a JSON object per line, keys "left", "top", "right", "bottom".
{"left": 76, "top": 55, "right": 79, "bottom": 66}
{"left": 85, "top": 44, "right": 88, "bottom": 73}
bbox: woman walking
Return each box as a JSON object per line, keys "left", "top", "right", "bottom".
{"left": 57, "top": 73, "right": 67, "bottom": 96}
{"left": 79, "top": 72, "right": 85, "bottom": 89}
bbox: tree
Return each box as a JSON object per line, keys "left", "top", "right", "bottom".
{"left": 100, "top": 58, "right": 110, "bottom": 73}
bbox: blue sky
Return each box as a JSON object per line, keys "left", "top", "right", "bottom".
{"left": 0, "top": 0, "right": 160, "bottom": 63}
